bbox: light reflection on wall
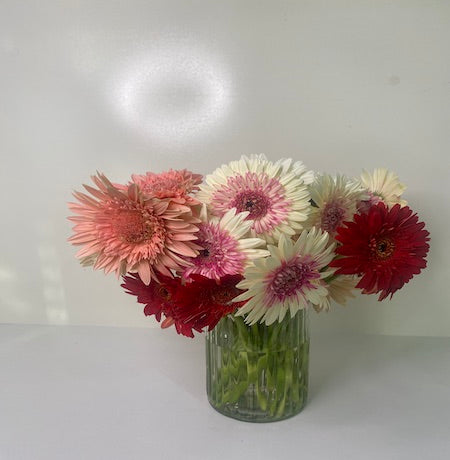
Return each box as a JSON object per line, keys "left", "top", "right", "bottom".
{"left": 108, "top": 44, "right": 231, "bottom": 144}
{"left": 0, "top": 265, "right": 30, "bottom": 315}
{"left": 37, "top": 222, "right": 68, "bottom": 325}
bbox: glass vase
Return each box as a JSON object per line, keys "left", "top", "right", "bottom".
{"left": 205, "top": 309, "right": 309, "bottom": 422}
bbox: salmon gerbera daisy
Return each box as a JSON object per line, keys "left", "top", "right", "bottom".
{"left": 131, "top": 168, "right": 203, "bottom": 207}
{"left": 68, "top": 173, "right": 201, "bottom": 284}
{"left": 233, "top": 229, "right": 335, "bottom": 325}
{"left": 196, "top": 154, "right": 314, "bottom": 243}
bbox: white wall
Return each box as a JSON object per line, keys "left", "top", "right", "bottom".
{"left": 1, "top": 0, "right": 449, "bottom": 336}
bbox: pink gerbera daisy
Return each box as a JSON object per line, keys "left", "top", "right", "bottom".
{"left": 68, "top": 173, "right": 201, "bottom": 284}
{"left": 196, "top": 154, "right": 314, "bottom": 243}
{"left": 131, "top": 169, "right": 203, "bottom": 206}
{"left": 182, "top": 207, "right": 269, "bottom": 280}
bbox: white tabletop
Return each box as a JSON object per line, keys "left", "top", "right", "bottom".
{"left": 1, "top": 324, "right": 449, "bottom": 460}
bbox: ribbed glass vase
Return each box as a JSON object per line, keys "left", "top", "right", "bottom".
{"left": 205, "top": 309, "right": 309, "bottom": 422}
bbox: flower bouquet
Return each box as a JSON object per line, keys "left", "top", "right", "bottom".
{"left": 68, "top": 155, "right": 429, "bottom": 422}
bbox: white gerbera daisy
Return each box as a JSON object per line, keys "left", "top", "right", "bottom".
{"left": 360, "top": 168, "right": 407, "bottom": 208}
{"left": 196, "top": 154, "right": 314, "bottom": 244}
{"left": 306, "top": 174, "right": 365, "bottom": 237}
{"left": 314, "top": 275, "right": 357, "bottom": 312}
{"left": 182, "top": 206, "right": 269, "bottom": 280}
{"left": 233, "top": 230, "right": 335, "bottom": 325}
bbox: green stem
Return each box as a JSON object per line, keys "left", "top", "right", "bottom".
{"left": 206, "top": 311, "right": 310, "bottom": 421}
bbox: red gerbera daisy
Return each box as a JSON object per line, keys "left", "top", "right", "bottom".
{"left": 121, "top": 273, "right": 173, "bottom": 322}
{"left": 330, "top": 203, "right": 430, "bottom": 300}
{"left": 171, "top": 274, "right": 246, "bottom": 332}
{"left": 122, "top": 271, "right": 247, "bottom": 337}
{"left": 121, "top": 273, "right": 200, "bottom": 337}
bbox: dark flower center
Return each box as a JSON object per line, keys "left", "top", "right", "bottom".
{"left": 321, "top": 202, "right": 346, "bottom": 233}
{"left": 157, "top": 285, "right": 171, "bottom": 302}
{"left": 232, "top": 190, "right": 270, "bottom": 219}
{"left": 270, "top": 261, "right": 313, "bottom": 298}
{"left": 370, "top": 237, "right": 395, "bottom": 260}
{"left": 211, "top": 286, "right": 239, "bottom": 305}
{"left": 196, "top": 242, "right": 223, "bottom": 265}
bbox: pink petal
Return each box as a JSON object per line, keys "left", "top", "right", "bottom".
{"left": 138, "top": 262, "right": 151, "bottom": 285}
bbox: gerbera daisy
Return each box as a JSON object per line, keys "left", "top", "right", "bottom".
{"left": 68, "top": 173, "right": 201, "bottom": 284}
{"left": 172, "top": 274, "right": 246, "bottom": 332}
{"left": 196, "top": 154, "right": 314, "bottom": 243}
{"left": 234, "top": 230, "right": 335, "bottom": 325}
{"left": 181, "top": 206, "right": 269, "bottom": 280}
{"left": 330, "top": 202, "right": 430, "bottom": 300}
{"left": 121, "top": 273, "right": 200, "bottom": 337}
{"left": 122, "top": 273, "right": 245, "bottom": 337}
{"left": 121, "top": 273, "right": 175, "bottom": 322}
{"left": 316, "top": 275, "right": 356, "bottom": 312}
{"left": 359, "top": 168, "right": 407, "bottom": 209}
{"left": 131, "top": 169, "right": 203, "bottom": 207}
{"left": 306, "top": 174, "right": 365, "bottom": 238}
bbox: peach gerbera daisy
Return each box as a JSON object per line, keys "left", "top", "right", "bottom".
{"left": 68, "top": 173, "right": 201, "bottom": 284}
{"left": 131, "top": 169, "right": 203, "bottom": 206}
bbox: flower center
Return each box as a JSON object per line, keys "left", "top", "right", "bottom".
{"left": 196, "top": 238, "right": 223, "bottom": 264}
{"left": 157, "top": 284, "right": 172, "bottom": 302}
{"left": 185, "top": 222, "right": 244, "bottom": 279}
{"left": 370, "top": 237, "right": 395, "bottom": 260}
{"left": 211, "top": 286, "right": 239, "bottom": 305}
{"left": 211, "top": 172, "right": 290, "bottom": 235}
{"left": 321, "top": 202, "right": 346, "bottom": 233}
{"left": 232, "top": 191, "right": 270, "bottom": 219}
{"left": 269, "top": 260, "right": 314, "bottom": 298}
{"left": 115, "top": 209, "right": 161, "bottom": 244}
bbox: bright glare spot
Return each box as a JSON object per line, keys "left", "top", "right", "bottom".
{"left": 109, "top": 44, "right": 231, "bottom": 144}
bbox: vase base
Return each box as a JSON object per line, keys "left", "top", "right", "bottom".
{"left": 207, "top": 396, "right": 307, "bottom": 423}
